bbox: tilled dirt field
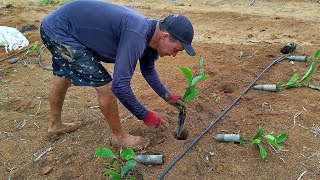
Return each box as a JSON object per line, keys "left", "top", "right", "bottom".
{"left": 0, "top": 0, "right": 320, "bottom": 179}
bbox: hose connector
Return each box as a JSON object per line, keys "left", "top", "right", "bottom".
{"left": 287, "top": 56, "right": 307, "bottom": 62}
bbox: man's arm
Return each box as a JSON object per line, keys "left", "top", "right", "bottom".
{"left": 139, "top": 49, "right": 171, "bottom": 100}
{"left": 111, "top": 31, "right": 148, "bottom": 120}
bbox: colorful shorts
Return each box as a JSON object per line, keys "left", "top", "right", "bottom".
{"left": 40, "top": 26, "right": 112, "bottom": 87}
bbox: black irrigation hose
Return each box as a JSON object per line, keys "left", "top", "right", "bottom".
{"left": 158, "top": 54, "right": 290, "bottom": 179}
{"left": 37, "top": 46, "right": 53, "bottom": 71}
{"left": 0, "top": 48, "right": 28, "bottom": 62}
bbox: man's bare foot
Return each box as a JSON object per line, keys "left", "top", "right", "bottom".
{"left": 48, "top": 121, "right": 82, "bottom": 135}
{"left": 111, "top": 134, "right": 150, "bottom": 150}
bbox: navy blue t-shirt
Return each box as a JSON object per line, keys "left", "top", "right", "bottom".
{"left": 42, "top": 0, "right": 171, "bottom": 120}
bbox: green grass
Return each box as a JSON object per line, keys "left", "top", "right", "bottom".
{"left": 38, "top": 0, "right": 74, "bottom": 6}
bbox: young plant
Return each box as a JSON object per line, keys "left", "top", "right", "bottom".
{"left": 277, "top": 61, "right": 320, "bottom": 91}
{"left": 95, "top": 147, "right": 137, "bottom": 180}
{"left": 174, "top": 56, "right": 209, "bottom": 139}
{"left": 254, "top": 49, "right": 320, "bottom": 92}
{"left": 178, "top": 56, "right": 209, "bottom": 103}
{"left": 25, "top": 41, "right": 40, "bottom": 56}
{"left": 251, "top": 127, "right": 287, "bottom": 159}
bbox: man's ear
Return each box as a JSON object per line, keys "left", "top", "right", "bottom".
{"left": 162, "top": 32, "right": 169, "bottom": 39}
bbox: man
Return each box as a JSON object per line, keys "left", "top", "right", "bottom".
{"left": 40, "top": 0, "right": 196, "bottom": 149}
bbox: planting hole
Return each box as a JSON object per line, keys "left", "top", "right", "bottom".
{"left": 174, "top": 129, "right": 189, "bottom": 140}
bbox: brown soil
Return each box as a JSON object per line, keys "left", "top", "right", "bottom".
{"left": 1, "top": 0, "right": 320, "bottom": 179}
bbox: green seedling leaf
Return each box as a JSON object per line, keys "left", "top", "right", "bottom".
{"left": 96, "top": 148, "right": 117, "bottom": 159}
{"left": 299, "top": 62, "right": 315, "bottom": 83}
{"left": 33, "top": 41, "right": 39, "bottom": 51}
{"left": 307, "top": 84, "right": 320, "bottom": 90}
{"left": 257, "top": 144, "right": 267, "bottom": 159}
{"left": 120, "top": 148, "right": 135, "bottom": 160}
{"left": 264, "top": 135, "right": 283, "bottom": 149}
{"left": 120, "top": 160, "right": 137, "bottom": 177}
{"left": 191, "top": 74, "right": 209, "bottom": 86}
{"left": 183, "top": 86, "right": 200, "bottom": 102}
{"left": 275, "top": 133, "right": 287, "bottom": 143}
{"left": 286, "top": 73, "right": 299, "bottom": 87}
{"left": 264, "top": 134, "right": 276, "bottom": 142}
{"left": 251, "top": 138, "right": 260, "bottom": 145}
{"left": 252, "top": 127, "right": 264, "bottom": 140}
{"left": 314, "top": 50, "right": 320, "bottom": 58}
{"left": 178, "top": 66, "right": 193, "bottom": 86}
{"left": 105, "top": 170, "right": 121, "bottom": 180}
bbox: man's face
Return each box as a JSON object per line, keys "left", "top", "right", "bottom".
{"left": 157, "top": 34, "right": 184, "bottom": 57}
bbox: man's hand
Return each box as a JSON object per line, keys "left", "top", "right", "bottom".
{"left": 166, "top": 95, "right": 184, "bottom": 108}
{"left": 143, "top": 110, "right": 161, "bottom": 128}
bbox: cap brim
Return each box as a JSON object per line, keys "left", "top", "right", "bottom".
{"left": 182, "top": 43, "right": 196, "bottom": 56}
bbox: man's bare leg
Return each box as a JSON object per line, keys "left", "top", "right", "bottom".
{"left": 94, "top": 83, "right": 149, "bottom": 149}
{"left": 48, "top": 76, "right": 81, "bottom": 134}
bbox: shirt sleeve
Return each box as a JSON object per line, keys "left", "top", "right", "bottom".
{"left": 111, "top": 30, "right": 148, "bottom": 120}
{"left": 139, "top": 48, "right": 171, "bottom": 101}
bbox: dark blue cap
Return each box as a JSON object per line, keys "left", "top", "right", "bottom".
{"left": 160, "top": 14, "right": 196, "bottom": 56}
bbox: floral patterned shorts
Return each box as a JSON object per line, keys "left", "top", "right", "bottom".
{"left": 40, "top": 26, "right": 112, "bottom": 87}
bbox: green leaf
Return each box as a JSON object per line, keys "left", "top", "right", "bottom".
{"left": 257, "top": 144, "right": 267, "bottom": 159}
{"left": 299, "top": 62, "right": 315, "bottom": 83}
{"left": 252, "top": 127, "right": 264, "bottom": 140}
{"left": 264, "top": 134, "right": 276, "bottom": 142}
{"left": 251, "top": 139, "right": 260, "bottom": 145}
{"left": 286, "top": 73, "right": 299, "bottom": 86}
{"left": 95, "top": 148, "right": 117, "bottom": 159}
{"left": 120, "top": 148, "right": 135, "bottom": 160}
{"left": 307, "top": 84, "right": 320, "bottom": 90}
{"left": 178, "top": 66, "right": 193, "bottom": 86}
{"left": 105, "top": 170, "right": 121, "bottom": 180}
{"left": 120, "top": 160, "right": 137, "bottom": 177}
{"left": 191, "top": 74, "right": 209, "bottom": 86}
{"left": 183, "top": 86, "right": 200, "bottom": 103}
{"left": 275, "top": 133, "right": 287, "bottom": 143}
{"left": 33, "top": 41, "right": 39, "bottom": 51}
{"left": 314, "top": 49, "right": 320, "bottom": 58}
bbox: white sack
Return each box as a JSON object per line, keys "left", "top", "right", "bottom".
{"left": 0, "top": 26, "right": 29, "bottom": 53}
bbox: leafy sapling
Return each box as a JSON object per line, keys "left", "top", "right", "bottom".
{"left": 277, "top": 61, "right": 320, "bottom": 91}
{"left": 178, "top": 56, "right": 209, "bottom": 103}
{"left": 251, "top": 127, "right": 287, "bottom": 159}
{"left": 25, "top": 41, "right": 40, "bottom": 56}
{"left": 175, "top": 56, "right": 209, "bottom": 139}
{"left": 254, "top": 49, "right": 320, "bottom": 92}
{"left": 96, "top": 147, "right": 137, "bottom": 180}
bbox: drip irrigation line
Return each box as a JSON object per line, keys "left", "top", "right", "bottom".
{"left": 0, "top": 48, "right": 28, "bottom": 62}
{"left": 158, "top": 54, "right": 290, "bottom": 180}
{"left": 37, "top": 46, "right": 53, "bottom": 71}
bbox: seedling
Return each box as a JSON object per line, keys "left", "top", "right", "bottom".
{"left": 255, "top": 49, "right": 320, "bottom": 92}
{"left": 25, "top": 41, "right": 40, "bottom": 56}
{"left": 178, "top": 56, "right": 209, "bottom": 103}
{"left": 175, "top": 56, "right": 209, "bottom": 139}
{"left": 251, "top": 127, "right": 287, "bottom": 159}
{"left": 95, "top": 147, "right": 137, "bottom": 180}
{"left": 277, "top": 61, "right": 320, "bottom": 91}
